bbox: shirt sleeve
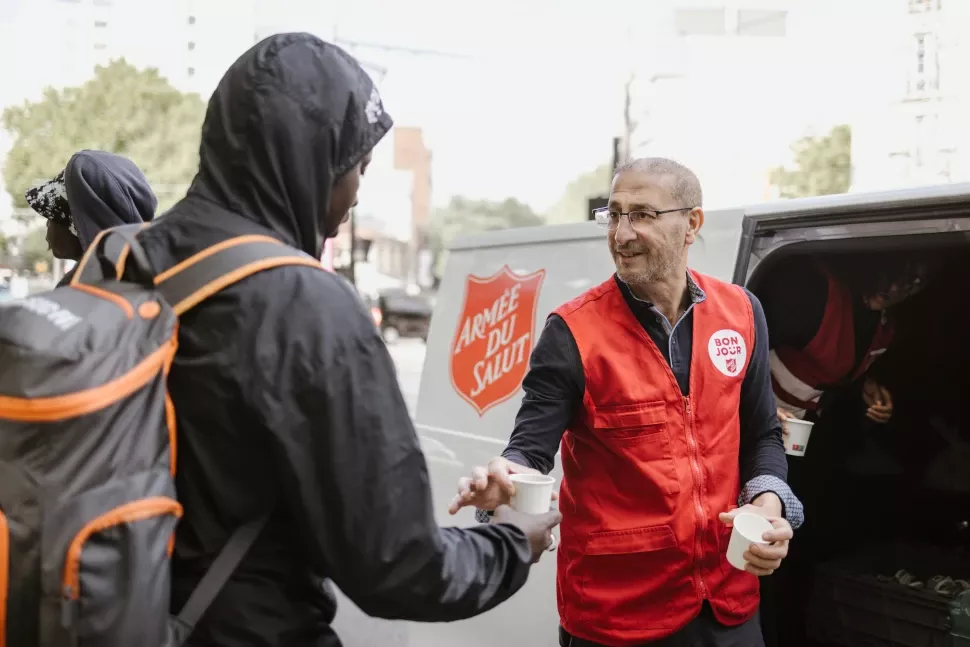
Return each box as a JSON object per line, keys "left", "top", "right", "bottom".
{"left": 501, "top": 314, "right": 585, "bottom": 474}
{"left": 738, "top": 289, "right": 805, "bottom": 529}
{"left": 259, "top": 270, "right": 535, "bottom": 621}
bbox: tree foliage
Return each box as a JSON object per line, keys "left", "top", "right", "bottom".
{"left": 21, "top": 227, "right": 52, "bottom": 273}
{"left": 429, "top": 196, "right": 545, "bottom": 277}
{"left": 544, "top": 163, "right": 612, "bottom": 225}
{"left": 771, "top": 125, "right": 852, "bottom": 199}
{"left": 2, "top": 59, "right": 206, "bottom": 213}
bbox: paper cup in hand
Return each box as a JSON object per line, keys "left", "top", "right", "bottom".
{"left": 510, "top": 473, "right": 558, "bottom": 551}
{"left": 783, "top": 418, "right": 814, "bottom": 457}
{"left": 727, "top": 512, "right": 774, "bottom": 571}
{"left": 510, "top": 474, "right": 556, "bottom": 514}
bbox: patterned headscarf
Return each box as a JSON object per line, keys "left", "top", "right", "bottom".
{"left": 24, "top": 170, "right": 77, "bottom": 236}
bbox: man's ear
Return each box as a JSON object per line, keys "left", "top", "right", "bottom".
{"left": 685, "top": 207, "right": 704, "bottom": 244}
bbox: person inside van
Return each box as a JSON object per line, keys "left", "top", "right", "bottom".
{"left": 450, "top": 157, "right": 803, "bottom": 647}
{"left": 759, "top": 255, "right": 931, "bottom": 428}
{"left": 127, "top": 33, "right": 560, "bottom": 647}
{"left": 25, "top": 150, "right": 157, "bottom": 286}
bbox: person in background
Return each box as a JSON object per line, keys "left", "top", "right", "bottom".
{"left": 24, "top": 150, "right": 157, "bottom": 285}
{"left": 759, "top": 255, "right": 931, "bottom": 430}
{"left": 129, "top": 33, "right": 560, "bottom": 647}
{"left": 451, "top": 157, "right": 803, "bottom": 647}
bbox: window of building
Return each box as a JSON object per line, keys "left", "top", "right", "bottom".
{"left": 188, "top": 67, "right": 196, "bottom": 77}
{"left": 910, "top": 32, "right": 940, "bottom": 93}
{"left": 737, "top": 10, "right": 787, "bottom": 37}
{"left": 94, "top": 43, "right": 107, "bottom": 50}
{"left": 94, "top": 20, "right": 108, "bottom": 28}
{"left": 909, "top": 0, "right": 941, "bottom": 12}
{"left": 674, "top": 8, "right": 726, "bottom": 36}
{"left": 188, "top": 41, "right": 196, "bottom": 51}
{"left": 188, "top": 15, "right": 196, "bottom": 25}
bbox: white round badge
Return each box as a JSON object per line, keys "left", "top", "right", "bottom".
{"left": 707, "top": 329, "right": 747, "bottom": 377}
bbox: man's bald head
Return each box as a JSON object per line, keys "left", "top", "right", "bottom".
{"left": 614, "top": 157, "right": 703, "bottom": 209}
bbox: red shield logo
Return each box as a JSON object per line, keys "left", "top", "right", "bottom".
{"left": 726, "top": 358, "right": 737, "bottom": 374}
{"left": 450, "top": 265, "right": 546, "bottom": 416}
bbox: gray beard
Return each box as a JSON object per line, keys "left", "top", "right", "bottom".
{"left": 615, "top": 251, "right": 679, "bottom": 286}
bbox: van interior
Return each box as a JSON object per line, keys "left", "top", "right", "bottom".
{"left": 747, "top": 233, "right": 970, "bottom": 647}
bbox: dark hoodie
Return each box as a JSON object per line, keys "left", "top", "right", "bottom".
{"left": 65, "top": 150, "right": 157, "bottom": 251}
{"left": 132, "top": 34, "right": 534, "bottom": 647}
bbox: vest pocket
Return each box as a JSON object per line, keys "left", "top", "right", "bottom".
{"left": 574, "top": 525, "right": 683, "bottom": 631}
{"left": 60, "top": 496, "right": 182, "bottom": 647}
{"left": 592, "top": 401, "right": 681, "bottom": 494}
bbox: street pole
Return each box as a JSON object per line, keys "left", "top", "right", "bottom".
{"left": 348, "top": 207, "right": 357, "bottom": 287}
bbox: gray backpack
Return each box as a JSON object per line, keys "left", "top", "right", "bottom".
{"left": 0, "top": 224, "right": 322, "bottom": 646}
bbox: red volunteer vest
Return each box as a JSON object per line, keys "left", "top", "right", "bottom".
{"left": 554, "top": 272, "right": 759, "bottom": 647}
{"left": 771, "top": 268, "right": 893, "bottom": 415}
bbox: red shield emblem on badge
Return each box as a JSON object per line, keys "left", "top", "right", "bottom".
{"left": 726, "top": 358, "right": 737, "bottom": 374}
{"left": 450, "top": 265, "right": 546, "bottom": 416}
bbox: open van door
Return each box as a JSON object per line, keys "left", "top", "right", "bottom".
{"left": 409, "top": 206, "right": 747, "bottom": 646}
{"left": 732, "top": 183, "right": 970, "bottom": 286}
{"left": 728, "top": 183, "right": 970, "bottom": 647}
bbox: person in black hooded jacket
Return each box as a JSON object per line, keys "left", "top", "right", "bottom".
{"left": 128, "top": 33, "right": 560, "bottom": 647}
{"left": 24, "top": 150, "right": 157, "bottom": 286}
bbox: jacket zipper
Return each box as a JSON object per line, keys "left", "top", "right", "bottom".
{"left": 61, "top": 497, "right": 182, "bottom": 625}
{"left": 684, "top": 399, "right": 708, "bottom": 599}
{"left": 1, "top": 509, "right": 8, "bottom": 647}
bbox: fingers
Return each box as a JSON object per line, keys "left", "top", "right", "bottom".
{"left": 718, "top": 511, "right": 739, "bottom": 526}
{"left": 487, "top": 457, "right": 514, "bottom": 495}
{"left": 749, "top": 541, "right": 788, "bottom": 563}
{"left": 866, "top": 406, "right": 892, "bottom": 424}
{"left": 540, "top": 508, "right": 563, "bottom": 529}
{"left": 745, "top": 540, "right": 788, "bottom": 575}
{"left": 448, "top": 476, "right": 475, "bottom": 514}
{"left": 763, "top": 518, "right": 794, "bottom": 543}
{"left": 744, "top": 560, "right": 780, "bottom": 577}
{"left": 878, "top": 386, "right": 893, "bottom": 406}
{"left": 471, "top": 465, "right": 489, "bottom": 491}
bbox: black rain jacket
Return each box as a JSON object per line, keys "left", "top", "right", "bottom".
{"left": 131, "top": 33, "right": 533, "bottom": 647}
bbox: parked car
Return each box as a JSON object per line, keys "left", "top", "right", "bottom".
{"left": 372, "top": 287, "right": 434, "bottom": 343}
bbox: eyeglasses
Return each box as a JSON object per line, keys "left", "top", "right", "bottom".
{"left": 593, "top": 207, "right": 693, "bottom": 229}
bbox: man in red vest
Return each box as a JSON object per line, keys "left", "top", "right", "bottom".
{"left": 450, "top": 157, "right": 802, "bottom": 646}
{"left": 760, "top": 256, "right": 930, "bottom": 428}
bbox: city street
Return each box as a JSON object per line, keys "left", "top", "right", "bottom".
{"left": 330, "top": 339, "right": 426, "bottom": 647}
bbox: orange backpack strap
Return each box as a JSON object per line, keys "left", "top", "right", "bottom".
{"left": 152, "top": 235, "right": 323, "bottom": 316}
{"left": 72, "top": 226, "right": 324, "bottom": 316}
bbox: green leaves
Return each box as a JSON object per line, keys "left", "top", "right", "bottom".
{"left": 2, "top": 59, "right": 206, "bottom": 213}
{"left": 771, "top": 125, "right": 852, "bottom": 199}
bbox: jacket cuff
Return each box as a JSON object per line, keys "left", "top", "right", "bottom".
{"left": 740, "top": 475, "right": 805, "bottom": 529}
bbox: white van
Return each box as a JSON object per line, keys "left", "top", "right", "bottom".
{"left": 410, "top": 183, "right": 970, "bottom": 647}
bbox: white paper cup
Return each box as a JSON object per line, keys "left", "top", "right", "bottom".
{"left": 510, "top": 473, "right": 556, "bottom": 515}
{"left": 509, "top": 473, "right": 558, "bottom": 551}
{"left": 783, "top": 418, "right": 814, "bottom": 457}
{"left": 727, "top": 512, "right": 774, "bottom": 571}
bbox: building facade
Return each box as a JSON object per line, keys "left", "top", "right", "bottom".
{"left": 626, "top": 0, "right": 879, "bottom": 207}
{"left": 850, "top": 0, "right": 970, "bottom": 191}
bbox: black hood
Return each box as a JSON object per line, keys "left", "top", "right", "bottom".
{"left": 60, "top": 150, "right": 157, "bottom": 250}
{"left": 188, "top": 33, "right": 393, "bottom": 258}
